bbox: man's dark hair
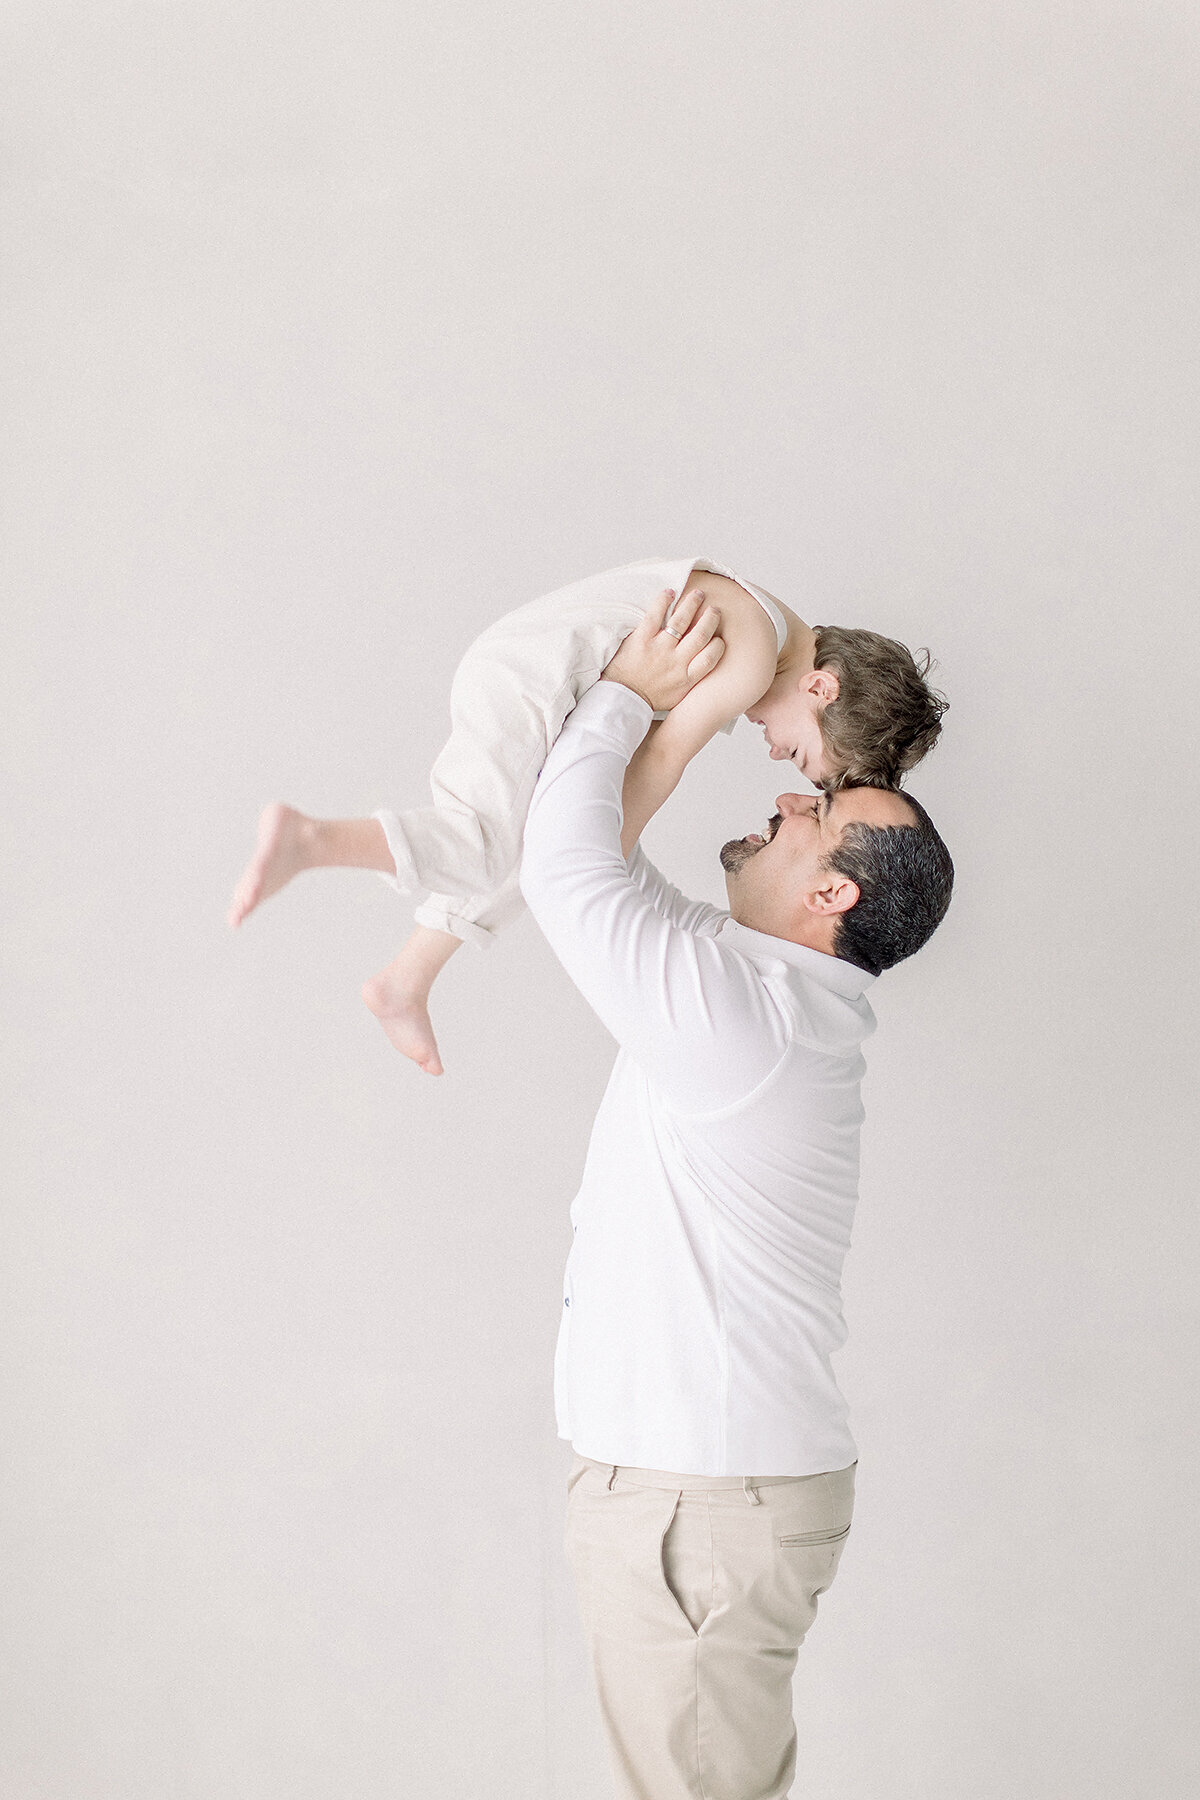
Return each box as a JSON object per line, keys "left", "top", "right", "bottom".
{"left": 825, "top": 793, "right": 954, "bottom": 976}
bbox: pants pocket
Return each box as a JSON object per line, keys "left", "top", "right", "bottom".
{"left": 778, "top": 1522, "right": 852, "bottom": 1548}
{"left": 566, "top": 1479, "right": 707, "bottom": 1643}
{"left": 660, "top": 1496, "right": 713, "bottom": 1636}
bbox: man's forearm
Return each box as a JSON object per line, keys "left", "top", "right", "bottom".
{"left": 522, "top": 683, "right": 653, "bottom": 917}
{"left": 520, "top": 682, "right": 781, "bottom": 1113}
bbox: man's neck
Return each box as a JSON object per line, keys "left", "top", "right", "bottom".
{"left": 727, "top": 902, "right": 839, "bottom": 958}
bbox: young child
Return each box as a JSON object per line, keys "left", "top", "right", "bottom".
{"left": 228, "top": 556, "right": 946, "bottom": 1074}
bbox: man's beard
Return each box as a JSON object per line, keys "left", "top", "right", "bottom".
{"left": 719, "top": 837, "right": 758, "bottom": 875}
{"left": 719, "top": 813, "right": 782, "bottom": 874}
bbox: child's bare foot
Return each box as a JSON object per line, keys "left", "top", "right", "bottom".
{"left": 227, "top": 803, "right": 316, "bottom": 928}
{"left": 361, "top": 971, "right": 445, "bottom": 1076}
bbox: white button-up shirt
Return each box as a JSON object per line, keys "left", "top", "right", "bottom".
{"left": 520, "top": 682, "right": 877, "bottom": 1477}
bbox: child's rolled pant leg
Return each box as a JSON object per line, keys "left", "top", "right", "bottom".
{"left": 414, "top": 867, "right": 527, "bottom": 948}
{"left": 373, "top": 648, "right": 553, "bottom": 904}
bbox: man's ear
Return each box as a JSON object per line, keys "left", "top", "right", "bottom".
{"left": 805, "top": 668, "right": 840, "bottom": 706}
{"left": 804, "top": 873, "right": 859, "bottom": 918}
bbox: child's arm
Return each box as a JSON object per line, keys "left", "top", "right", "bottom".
{"left": 619, "top": 631, "right": 778, "bottom": 857}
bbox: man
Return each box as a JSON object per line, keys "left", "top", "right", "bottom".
{"left": 519, "top": 598, "right": 954, "bottom": 1800}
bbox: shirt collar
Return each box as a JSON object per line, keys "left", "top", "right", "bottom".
{"left": 717, "top": 916, "right": 877, "bottom": 998}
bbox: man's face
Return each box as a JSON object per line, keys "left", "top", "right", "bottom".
{"left": 721, "top": 786, "right": 916, "bottom": 938}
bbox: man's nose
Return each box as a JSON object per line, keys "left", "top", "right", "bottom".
{"left": 775, "top": 792, "right": 813, "bottom": 817}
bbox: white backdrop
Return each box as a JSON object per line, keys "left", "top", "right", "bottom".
{"left": 4, "top": 4, "right": 1198, "bottom": 1796}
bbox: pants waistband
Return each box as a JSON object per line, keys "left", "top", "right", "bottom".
{"left": 573, "top": 1453, "right": 855, "bottom": 1494}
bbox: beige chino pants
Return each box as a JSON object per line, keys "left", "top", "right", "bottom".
{"left": 564, "top": 1453, "right": 855, "bottom": 1800}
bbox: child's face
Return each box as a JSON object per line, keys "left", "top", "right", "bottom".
{"left": 745, "top": 667, "right": 840, "bottom": 786}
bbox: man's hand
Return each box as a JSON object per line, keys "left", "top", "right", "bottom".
{"left": 600, "top": 587, "right": 725, "bottom": 713}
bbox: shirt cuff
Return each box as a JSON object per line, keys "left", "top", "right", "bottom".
{"left": 570, "top": 678, "right": 653, "bottom": 752}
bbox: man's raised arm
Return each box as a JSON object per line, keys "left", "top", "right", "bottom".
{"left": 519, "top": 598, "right": 788, "bottom": 1113}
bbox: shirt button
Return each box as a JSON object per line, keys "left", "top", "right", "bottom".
{"left": 564, "top": 1297, "right": 570, "bottom": 1308}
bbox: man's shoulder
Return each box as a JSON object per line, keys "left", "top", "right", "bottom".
{"left": 717, "top": 922, "right": 878, "bottom": 1053}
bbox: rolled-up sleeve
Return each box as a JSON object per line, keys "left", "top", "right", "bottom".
{"left": 520, "top": 683, "right": 788, "bottom": 1112}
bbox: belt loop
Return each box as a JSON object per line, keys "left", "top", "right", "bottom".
{"left": 607, "top": 1465, "right": 618, "bottom": 1491}
{"left": 742, "top": 1477, "right": 761, "bottom": 1506}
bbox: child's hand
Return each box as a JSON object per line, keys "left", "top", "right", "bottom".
{"left": 600, "top": 587, "right": 725, "bottom": 712}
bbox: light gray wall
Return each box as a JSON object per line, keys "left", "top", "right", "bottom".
{"left": 4, "top": 4, "right": 1198, "bottom": 1796}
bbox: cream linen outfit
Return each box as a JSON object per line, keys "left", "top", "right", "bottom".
{"left": 373, "top": 557, "right": 787, "bottom": 945}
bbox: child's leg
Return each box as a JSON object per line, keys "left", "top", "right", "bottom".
{"left": 227, "top": 805, "right": 394, "bottom": 928}
{"left": 361, "top": 870, "right": 527, "bottom": 1073}
{"left": 360, "top": 925, "right": 462, "bottom": 1077}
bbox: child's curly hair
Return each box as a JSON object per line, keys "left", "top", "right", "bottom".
{"left": 813, "top": 626, "right": 948, "bottom": 789}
